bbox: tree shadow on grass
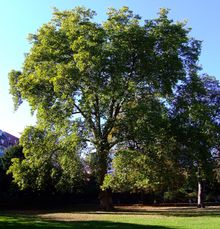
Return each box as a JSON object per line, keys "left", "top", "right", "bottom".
{"left": 0, "top": 217, "right": 173, "bottom": 229}
{"left": 2, "top": 205, "right": 220, "bottom": 219}
{"left": 145, "top": 210, "right": 220, "bottom": 217}
{"left": 114, "top": 207, "right": 220, "bottom": 217}
{"left": 83, "top": 211, "right": 220, "bottom": 218}
{"left": 3, "top": 208, "right": 220, "bottom": 219}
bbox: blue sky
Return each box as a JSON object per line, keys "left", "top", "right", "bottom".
{"left": 1, "top": 0, "right": 220, "bottom": 137}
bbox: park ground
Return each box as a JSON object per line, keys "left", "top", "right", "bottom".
{"left": 0, "top": 205, "right": 220, "bottom": 228}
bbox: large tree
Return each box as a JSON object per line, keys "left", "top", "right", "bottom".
{"left": 9, "top": 7, "right": 201, "bottom": 210}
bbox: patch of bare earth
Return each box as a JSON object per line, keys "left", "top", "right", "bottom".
{"left": 36, "top": 205, "right": 220, "bottom": 221}
{"left": 38, "top": 213, "right": 105, "bottom": 221}
{"left": 38, "top": 212, "right": 163, "bottom": 221}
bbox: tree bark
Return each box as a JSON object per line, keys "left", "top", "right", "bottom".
{"left": 197, "top": 167, "right": 205, "bottom": 208}
{"left": 99, "top": 188, "right": 113, "bottom": 211}
{"left": 96, "top": 142, "right": 113, "bottom": 211}
{"left": 197, "top": 180, "right": 205, "bottom": 208}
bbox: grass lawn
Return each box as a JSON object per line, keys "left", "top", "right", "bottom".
{"left": 0, "top": 206, "right": 220, "bottom": 229}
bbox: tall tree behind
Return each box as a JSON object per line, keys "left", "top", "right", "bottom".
{"left": 170, "top": 74, "right": 220, "bottom": 207}
{"left": 9, "top": 7, "right": 201, "bottom": 210}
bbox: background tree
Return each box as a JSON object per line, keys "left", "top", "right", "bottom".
{"left": 102, "top": 147, "right": 185, "bottom": 196}
{"left": 8, "top": 126, "right": 84, "bottom": 193}
{"left": 102, "top": 109, "right": 186, "bottom": 203}
{"left": 9, "top": 7, "right": 202, "bottom": 210}
{"left": 0, "top": 145, "right": 23, "bottom": 197}
{"left": 169, "top": 74, "right": 220, "bottom": 207}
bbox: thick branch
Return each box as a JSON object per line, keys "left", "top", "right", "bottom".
{"left": 103, "top": 100, "right": 123, "bottom": 139}
{"left": 74, "top": 103, "right": 98, "bottom": 138}
{"left": 109, "top": 98, "right": 116, "bottom": 119}
{"left": 93, "top": 94, "right": 102, "bottom": 136}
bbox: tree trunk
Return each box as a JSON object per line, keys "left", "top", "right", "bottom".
{"left": 197, "top": 180, "right": 205, "bottom": 208}
{"left": 99, "top": 188, "right": 113, "bottom": 211}
{"left": 197, "top": 167, "right": 205, "bottom": 208}
{"left": 96, "top": 142, "right": 113, "bottom": 211}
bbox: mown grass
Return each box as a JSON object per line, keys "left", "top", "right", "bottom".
{"left": 1, "top": 206, "right": 220, "bottom": 229}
